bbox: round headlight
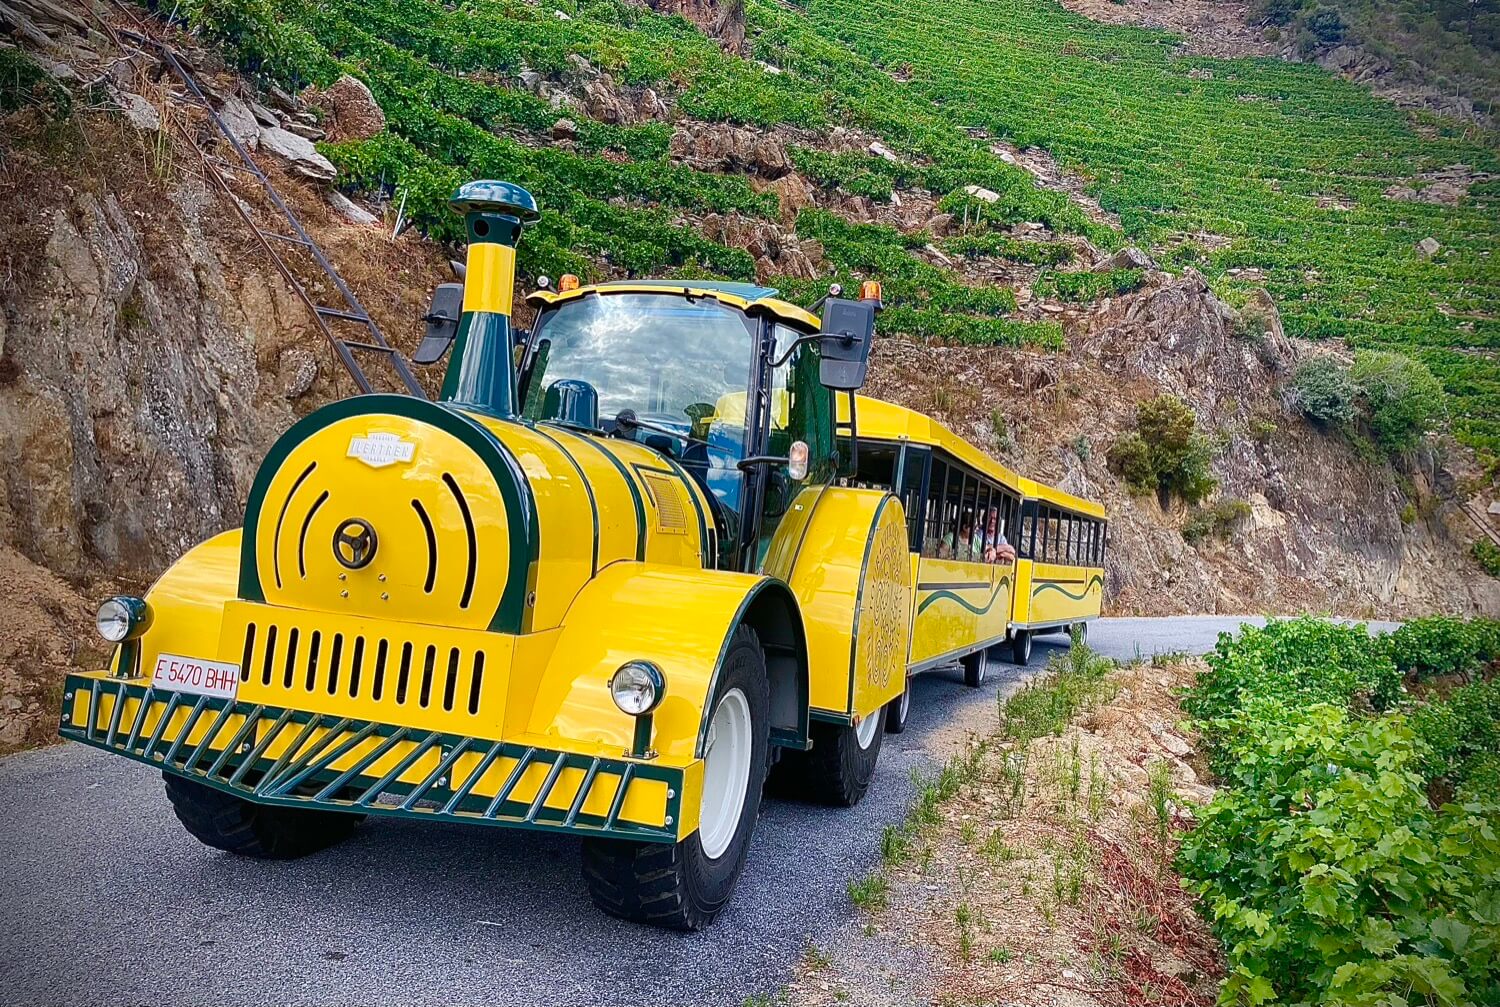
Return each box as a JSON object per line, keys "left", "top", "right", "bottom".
{"left": 95, "top": 596, "right": 149, "bottom": 643}
{"left": 610, "top": 661, "right": 666, "bottom": 716}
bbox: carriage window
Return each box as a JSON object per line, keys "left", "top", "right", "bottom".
{"left": 899, "top": 446, "right": 929, "bottom": 551}
{"left": 923, "top": 459, "right": 948, "bottom": 557}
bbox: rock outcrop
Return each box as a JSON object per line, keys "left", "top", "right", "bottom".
{"left": 669, "top": 123, "right": 792, "bottom": 178}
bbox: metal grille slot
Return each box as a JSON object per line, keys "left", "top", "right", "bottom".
{"left": 239, "top": 622, "right": 495, "bottom": 717}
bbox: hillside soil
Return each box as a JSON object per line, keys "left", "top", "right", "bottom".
{"left": 782, "top": 657, "right": 1222, "bottom": 1007}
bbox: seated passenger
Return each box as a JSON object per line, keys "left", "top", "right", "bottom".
{"left": 982, "top": 511, "right": 1016, "bottom": 564}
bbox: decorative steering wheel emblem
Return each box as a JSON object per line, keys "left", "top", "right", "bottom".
{"left": 332, "top": 518, "right": 379, "bottom": 570}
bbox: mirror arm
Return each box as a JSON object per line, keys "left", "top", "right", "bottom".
{"left": 736, "top": 454, "right": 790, "bottom": 472}
{"left": 769, "top": 331, "right": 862, "bottom": 369}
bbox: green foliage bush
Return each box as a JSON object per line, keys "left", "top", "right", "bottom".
{"left": 1386, "top": 615, "right": 1500, "bottom": 682}
{"left": 1181, "top": 498, "right": 1251, "bottom": 544}
{"left": 1106, "top": 395, "right": 1216, "bottom": 504}
{"left": 1290, "top": 356, "right": 1356, "bottom": 428}
{"left": 1182, "top": 618, "right": 1402, "bottom": 771}
{"left": 0, "top": 49, "right": 71, "bottom": 117}
{"left": 1408, "top": 678, "right": 1500, "bottom": 785}
{"left": 1474, "top": 540, "right": 1500, "bottom": 577}
{"left": 1179, "top": 704, "right": 1500, "bottom": 1007}
{"left": 1300, "top": 5, "right": 1349, "bottom": 51}
{"left": 1351, "top": 350, "right": 1447, "bottom": 456}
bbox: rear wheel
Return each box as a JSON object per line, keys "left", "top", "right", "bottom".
{"left": 962, "top": 648, "right": 990, "bottom": 688}
{"left": 163, "top": 773, "right": 363, "bottom": 858}
{"left": 1011, "top": 629, "right": 1033, "bottom": 665}
{"left": 1071, "top": 621, "right": 1089, "bottom": 646}
{"left": 770, "top": 703, "right": 884, "bottom": 807}
{"left": 885, "top": 682, "right": 912, "bottom": 734}
{"left": 581, "top": 625, "right": 769, "bottom": 931}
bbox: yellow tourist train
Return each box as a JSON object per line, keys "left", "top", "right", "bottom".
{"left": 59, "top": 180, "right": 1104, "bottom": 930}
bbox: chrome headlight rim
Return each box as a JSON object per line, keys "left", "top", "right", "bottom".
{"left": 95, "top": 596, "right": 151, "bottom": 643}
{"left": 609, "top": 660, "right": 666, "bottom": 716}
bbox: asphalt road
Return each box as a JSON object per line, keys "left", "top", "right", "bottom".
{"left": 0, "top": 616, "right": 1268, "bottom": 1006}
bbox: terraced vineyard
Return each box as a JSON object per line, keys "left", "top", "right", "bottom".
{"left": 203, "top": 0, "right": 1093, "bottom": 348}
{"left": 786, "top": 0, "right": 1500, "bottom": 452}
{"left": 191, "top": 0, "right": 1500, "bottom": 453}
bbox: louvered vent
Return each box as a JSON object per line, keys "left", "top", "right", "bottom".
{"left": 640, "top": 472, "right": 688, "bottom": 534}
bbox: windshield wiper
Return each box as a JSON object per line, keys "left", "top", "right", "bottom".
{"left": 612, "top": 410, "right": 738, "bottom": 461}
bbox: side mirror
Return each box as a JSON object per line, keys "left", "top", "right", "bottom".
{"left": 818, "top": 297, "right": 876, "bottom": 391}
{"left": 413, "top": 282, "right": 463, "bottom": 365}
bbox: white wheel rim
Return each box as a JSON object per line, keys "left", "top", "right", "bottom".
{"left": 898, "top": 686, "right": 911, "bottom": 720}
{"left": 698, "top": 687, "right": 752, "bottom": 861}
{"left": 856, "top": 708, "right": 880, "bottom": 749}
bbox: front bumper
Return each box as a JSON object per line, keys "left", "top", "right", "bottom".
{"left": 60, "top": 673, "right": 684, "bottom": 843}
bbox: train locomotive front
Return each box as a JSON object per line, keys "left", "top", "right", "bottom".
{"left": 60, "top": 180, "right": 909, "bottom": 930}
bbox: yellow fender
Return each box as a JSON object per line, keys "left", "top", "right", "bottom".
{"left": 520, "top": 561, "right": 809, "bottom": 830}
{"left": 764, "top": 486, "right": 912, "bottom": 723}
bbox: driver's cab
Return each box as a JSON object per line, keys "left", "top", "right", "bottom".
{"left": 518, "top": 280, "right": 874, "bottom": 573}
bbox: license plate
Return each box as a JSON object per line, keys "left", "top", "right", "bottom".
{"left": 150, "top": 653, "right": 241, "bottom": 701}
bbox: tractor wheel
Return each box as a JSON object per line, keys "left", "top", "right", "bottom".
{"left": 1011, "top": 629, "right": 1033, "bottom": 665}
{"left": 962, "top": 648, "right": 990, "bottom": 688}
{"left": 885, "top": 683, "right": 912, "bottom": 734}
{"left": 770, "top": 704, "right": 884, "bottom": 808}
{"left": 163, "top": 773, "right": 363, "bottom": 859}
{"left": 581, "top": 624, "right": 770, "bottom": 931}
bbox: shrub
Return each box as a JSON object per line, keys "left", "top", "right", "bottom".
{"left": 1290, "top": 356, "right": 1356, "bottom": 428}
{"left": 1181, "top": 498, "right": 1251, "bottom": 544}
{"left": 1250, "top": 0, "right": 1306, "bottom": 25}
{"left": 1385, "top": 615, "right": 1499, "bottom": 682}
{"left": 0, "top": 49, "right": 71, "bottom": 117}
{"left": 1106, "top": 395, "right": 1216, "bottom": 504}
{"left": 1474, "top": 540, "right": 1500, "bottom": 577}
{"left": 1183, "top": 618, "right": 1402, "bottom": 771}
{"left": 1351, "top": 350, "right": 1447, "bottom": 456}
{"left": 1302, "top": 5, "right": 1348, "bottom": 49}
{"left": 1408, "top": 678, "right": 1500, "bottom": 785}
{"left": 1179, "top": 704, "right": 1500, "bottom": 1007}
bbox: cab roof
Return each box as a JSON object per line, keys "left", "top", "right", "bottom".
{"left": 841, "top": 395, "right": 1107, "bottom": 519}
{"left": 525, "top": 280, "right": 822, "bottom": 332}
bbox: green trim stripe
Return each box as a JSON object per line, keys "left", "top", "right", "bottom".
{"left": 546, "top": 424, "right": 647, "bottom": 562}
{"left": 529, "top": 424, "right": 600, "bottom": 577}
{"left": 917, "top": 575, "right": 1012, "bottom": 616}
{"left": 1030, "top": 574, "right": 1104, "bottom": 602}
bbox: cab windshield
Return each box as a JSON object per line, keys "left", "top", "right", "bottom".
{"left": 523, "top": 292, "right": 760, "bottom": 525}
{"left": 525, "top": 293, "right": 756, "bottom": 436}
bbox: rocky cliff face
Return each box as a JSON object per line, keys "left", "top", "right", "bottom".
{"left": 1, "top": 164, "right": 287, "bottom": 580}
{"left": 866, "top": 271, "right": 1500, "bottom": 617}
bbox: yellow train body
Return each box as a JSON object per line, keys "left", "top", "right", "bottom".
{"left": 61, "top": 178, "right": 1103, "bottom": 930}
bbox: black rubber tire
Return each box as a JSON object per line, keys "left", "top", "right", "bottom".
{"left": 581, "top": 625, "right": 770, "bottom": 931}
{"left": 1071, "top": 621, "right": 1089, "bottom": 647}
{"left": 885, "top": 684, "right": 911, "bottom": 734}
{"left": 769, "top": 708, "right": 884, "bottom": 808}
{"left": 1011, "top": 629, "right": 1033, "bottom": 665}
{"left": 962, "top": 648, "right": 989, "bottom": 688}
{"left": 162, "top": 773, "right": 363, "bottom": 859}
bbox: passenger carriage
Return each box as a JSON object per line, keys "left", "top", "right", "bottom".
{"left": 836, "top": 396, "right": 1107, "bottom": 730}
{"left": 59, "top": 179, "right": 1104, "bottom": 930}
